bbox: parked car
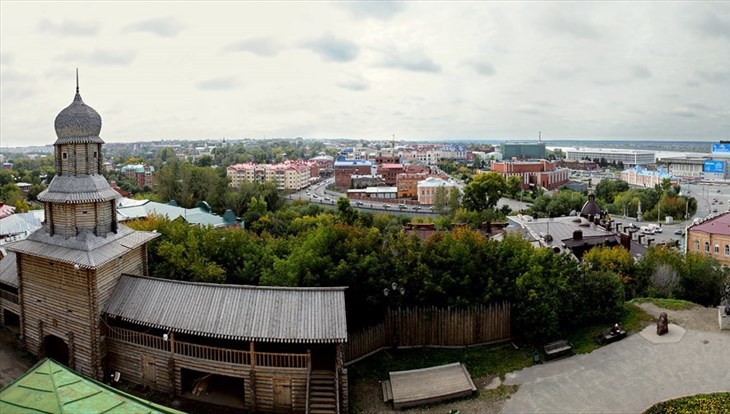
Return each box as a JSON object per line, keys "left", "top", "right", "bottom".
{"left": 674, "top": 229, "right": 684, "bottom": 235}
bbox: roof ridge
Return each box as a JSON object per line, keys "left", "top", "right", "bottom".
{"left": 119, "top": 273, "right": 348, "bottom": 291}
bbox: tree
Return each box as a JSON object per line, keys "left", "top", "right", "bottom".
{"left": 506, "top": 176, "right": 522, "bottom": 199}
{"left": 196, "top": 154, "right": 214, "bottom": 167}
{"left": 462, "top": 172, "right": 506, "bottom": 212}
{"left": 448, "top": 188, "right": 462, "bottom": 216}
{"left": 336, "top": 197, "right": 357, "bottom": 225}
{"left": 433, "top": 186, "right": 448, "bottom": 215}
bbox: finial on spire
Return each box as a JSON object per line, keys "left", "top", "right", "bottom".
{"left": 76, "top": 68, "right": 79, "bottom": 94}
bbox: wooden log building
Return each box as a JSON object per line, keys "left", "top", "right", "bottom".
{"left": 0, "top": 78, "right": 349, "bottom": 413}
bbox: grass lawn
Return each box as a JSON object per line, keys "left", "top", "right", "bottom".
{"left": 629, "top": 297, "right": 698, "bottom": 311}
{"left": 568, "top": 302, "right": 654, "bottom": 354}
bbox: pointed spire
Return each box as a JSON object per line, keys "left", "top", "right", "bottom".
{"left": 76, "top": 68, "right": 79, "bottom": 94}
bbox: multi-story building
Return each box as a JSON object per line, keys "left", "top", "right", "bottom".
{"left": 557, "top": 159, "right": 600, "bottom": 171}
{"left": 120, "top": 164, "right": 156, "bottom": 188}
{"left": 490, "top": 160, "right": 569, "bottom": 191}
{"left": 620, "top": 166, "right": 678, "bottom": 188}
{"left": 310, "top": 155, "right": 334, "bottom": 177}
{"left": 397, "top": 172, "right": 429, "bottom": 199}
{"left": 375, "top": 155, "right": 400, "bottom": 165}
{"left": 226, "top": 161, "right": 313, "bottom": 191}
{"left": 351, "top": 175, "right": 386, "bottom": 189}
{"left": 417, "top": 177, "right": 458, "bottom": 205}
{"left": 397, "top": 145, "right": 467, "bottom": 165}
{"left": 565, "top": 148, "right": 655, "bottom": 167}
{"left": 378, "top": 163, "right": 405, "bottom": 186}
{"left": 659, "top": 157, "right": 707, "bottom": 179}
{"left": 686, "top": 211, "right": 730, "bottom": 267}
{"left": 334, "top": 158, "right": 375, "bottom": 188}
{"left": 500, "top": 142, "right": 546, "bottom": 160}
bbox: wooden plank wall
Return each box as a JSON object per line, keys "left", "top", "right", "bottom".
{"left": 346, "top": 303, "right": 511, "bottom": 363}
{"left": 107, "top": 339, "right": 309, "bottom": 413}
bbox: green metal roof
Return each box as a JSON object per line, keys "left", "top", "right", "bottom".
{"left": 0, "top": 358, "right": 184, "bottom": 414}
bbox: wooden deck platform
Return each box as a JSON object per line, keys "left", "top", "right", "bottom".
{"left": 382, "top": 362, "right": 477, "bottom": 409}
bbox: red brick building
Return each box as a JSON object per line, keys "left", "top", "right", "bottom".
{"left": 378, "top": 163, "right": 405, "bottom": 186}
{"left": 490, "top": 160, "right": 569, "bottom": 190}
{"left": 396, "top": 172, "right": 429, "bottom": 198}
{"left": 334, "top": 159, "right": 374, "bottom": 188}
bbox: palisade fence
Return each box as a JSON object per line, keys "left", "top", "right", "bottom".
{"left": 345, "top": 302, "right": 511, "bottom": 365}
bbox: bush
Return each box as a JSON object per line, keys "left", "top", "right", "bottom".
{"left": 643, "top": 393, "right": 730, "bottom": 414}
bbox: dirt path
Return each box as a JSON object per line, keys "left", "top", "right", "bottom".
{"left": 633, "top": 301, "right": 721, "bottom": 332}
{"left": 0, "top": 327, "right": 32, "bottom": 388}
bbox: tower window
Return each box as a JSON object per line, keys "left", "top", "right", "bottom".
{"left": 82, "top": 211, "right": 88, "bottom": 215}
{"left": 93, "top": 151, "right": 98, "bottom": 158}
{"left": 62, "top": 152, "right": 67, "bottom": 160}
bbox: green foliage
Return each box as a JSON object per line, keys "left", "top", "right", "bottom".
{"left": 432, "top": 186, "right": 448, "bottom": 215}
{"left": 643, "top": 393, "right": 730, "bottom": 414}
{"left": 463, "top": 172, "right": 506, "bottom": 212}
{"left": 506, "top": 175, "right": 521, "bottom": 198}
{"left": 528, "top": 190, "right": 587, "bottom": 218}
{"left": 595, "top": 179, "right": 629, "bottom": 205}
{"left": 582, "top": 245, "right": 637, "bottom": 297}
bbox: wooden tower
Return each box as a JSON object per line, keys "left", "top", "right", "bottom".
{"left": 7, "top": 76, "right": 158, "bottom": 380}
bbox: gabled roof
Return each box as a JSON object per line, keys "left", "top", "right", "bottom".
{"left": 105, "top": 275, "right": 348, "bottom": 343}
{"left": 116, "top": 199, "right": 235, "bottom": 227}
{"left": 0, "top": 251, "right": 17, "bottom": 288}
{"left": 689, "top": 210, "right": 730, "bottom": 236}
{"left": 0, "top": 210, "right": 44, "bottom": 237}
{"left": 0, "top": 358, "right": 183, "bottom": 414}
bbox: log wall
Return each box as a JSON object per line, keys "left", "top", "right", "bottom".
{"left": 18, "top": 254, "right": 97, "bottom": 378}
{"left": 107, "top": 338, "right": 309, "bottom": 413}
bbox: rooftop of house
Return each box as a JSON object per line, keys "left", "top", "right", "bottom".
{"left": 688, "top": 210, "right": 730, "bottom": 236}
{"left": 105, "top": 274, "right": 348, "bottom": 343}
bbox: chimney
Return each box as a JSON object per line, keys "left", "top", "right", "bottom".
{"left": 573, "top": 230, "right": 583, "bottom": 240}
{"left": 647, "top": 238, "right": 654, "bottom": 246}
{"left": 615, "top": 222, "right": 622, "bottom": 232}
{"left": 638, "top": 234, "right": 644, "bottom": 244}
{"left": 620, "top": 233, "right": 631, "bottom": 250}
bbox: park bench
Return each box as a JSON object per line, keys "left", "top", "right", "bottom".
{"left": 543, "top": 340, "right": 573, "bottom": 361}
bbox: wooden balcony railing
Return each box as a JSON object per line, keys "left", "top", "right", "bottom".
{"left": 0, "top": 290, "right": 19, "bottom": 304}
{"left": 107, "top": 326, "right": 308, "bottom": 368}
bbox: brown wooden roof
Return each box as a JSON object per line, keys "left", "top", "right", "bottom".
{"left": 105, "top": 275, "right": 348, "bottom": 343}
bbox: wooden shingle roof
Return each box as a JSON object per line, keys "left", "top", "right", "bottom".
{"left": 105, "top": 275, "right": 348, "bottom": 343}
{"left": 7, "top": 226, "right": 158, "bottom": 269}
{"left": 0, "top": 251, "right": 18, "bottom": 288}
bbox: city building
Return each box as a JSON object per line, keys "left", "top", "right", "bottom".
{"left": 351, "top": 174, "right": 386, "bottom": 189}
{"left": 226, "top": 161, "right": 314, "bottom": 191}
{"left": 658, "top": 156, "right": 707, "bottom": 179}
{"left": 310, "top": 154, "right": 334, "bottom": 177}
{"left": 620, "top": 166, "right": 678, "bottom": 188}
{"left": 397, "top": 145, "right": 467, "bottom": 165}
{"left": 0, "top": 82, "right": 350, "bottom": 413}
{"left": 556, "top": 159, "right": 600, "bottom": 171}
{"left": 397, "top": 172, "right": 429, "bottom": 199}
{"left": 378, "top": 163, "right": 405, "bottom": 186}
{"left": 686, "top": 211, "right": 730, "bottom": 267}
{"left": 500, "top": 142, "right": 545, "bottom": 160}
{"left": 416, "top": 177, "right": 458, "bottom": 205}
{"left": 565, "top": 148, "right": 655, "bottom": 167}
{"left": 120, "top": 163, "right": 156, "bottom": 188}
{"left": 375, "top": 155, "right": 400, "bottom": 165}
{"left": 490, "top": 160, "right": 569, "bottom": 191}
{"left": 116, "top": 198, "right": 239, "bottom": 228}
{"left": 347, "top": 186, "right": 398, "bottom": 202}
{"left": 508, "top": 195, "right": 648, "bottom": 259}
{"left": 334, "top": 158, "right": 375, "bottom": 188}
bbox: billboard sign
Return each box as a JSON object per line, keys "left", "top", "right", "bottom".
{"left": 703, "top": 160, "right": 726, "bottom": 173}
{"left": 711, "top": 144, "right": 730, "bottom": 155}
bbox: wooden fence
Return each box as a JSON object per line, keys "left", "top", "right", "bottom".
{"left": 346, "top": 302, "right": 511, "bottom": 364}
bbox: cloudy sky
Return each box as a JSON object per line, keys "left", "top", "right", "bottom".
{"left": 1, "top": 1, "right": 729, "bottom": 147}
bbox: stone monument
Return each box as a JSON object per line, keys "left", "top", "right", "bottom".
{"left": 657, "top": 312, "right": 669, "bottom": 335}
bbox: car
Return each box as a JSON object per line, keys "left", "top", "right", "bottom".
{"left": 674, "top": 229, "right": 684, "bottom": 235}
{"left": 718, "top": 189, "right": 722, "bottom": 193}
{"left": 713, "top": 208, "right": 718, "bottom": 213}
{"left": 398, "top": 204, "right": 407, "bottom": 209}
{"left": 720, "top": 201, "right": 724, "bottom": 205}
{"left": 383, "top": 204, "right": 390, "bottom": 209}
{"left": 413, "top": 206, "right": 421, "bottom": 211}
{"left": 355, "top": 201, "right": 363, "bottom": 206}
{"left": 324, "top": 197, "right": 331, "bottom": 201}
{"left": 312, "top": 195, "right": 318, "bottom": 199}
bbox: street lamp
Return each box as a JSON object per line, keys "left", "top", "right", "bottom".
{"left": 383, "top": 281, "right": 405, "bottom": 349}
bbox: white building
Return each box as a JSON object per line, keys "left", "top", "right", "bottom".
{"left": 416, "top": 177, "right": 459, "bottom": 205}
{"left": 226, "top": 161, "right": 313, "bottom": 191}
{"left": 565, "top": 148, "right": 655, "bottom": 167}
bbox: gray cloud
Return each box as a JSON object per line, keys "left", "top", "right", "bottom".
{"left": 337, "top": 77, "right": 369, "bottom": 91}
{"left": 225, "top": 36, "right": 284, "bottom": 57}
{"left": 337, "top": 1, "right": 404, "bottom": 20}
{"left": 57, "top": 49, "right": 136, "bottom": 66}
{"left": 124, "top": 17, "right": 184, "bottom": 37}
{"left": 377, "top": 48, "right": 441, "bottom": 73}
{"left": 695, "top": 12, "right": 730, "bottom": 39}
{"left": 697, "top": 70, "right": 730, "bottom": 84}
{"left": 673, "top": 108, "right": 697, "bottom": 118}
{"left": 38, "top": 18, "right": 99, "bottom": 37}
{"left": 631, "top": 65, "right": 652, "bottom": 79}
{"left": 302, "top": 33, "right": 360, "bottom": 62}
{"left": 544, "top": 12, "right": 600, "bottom": 40}
{"left": 466, "top": 60, "right": 496, "bottom": 76}
{"left": 197, "top": 76, "right": 238, "bottom": 91}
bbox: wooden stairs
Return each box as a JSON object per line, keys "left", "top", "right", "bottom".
{"left": 309, "top": 370, "right": 337, "bottom": 414}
